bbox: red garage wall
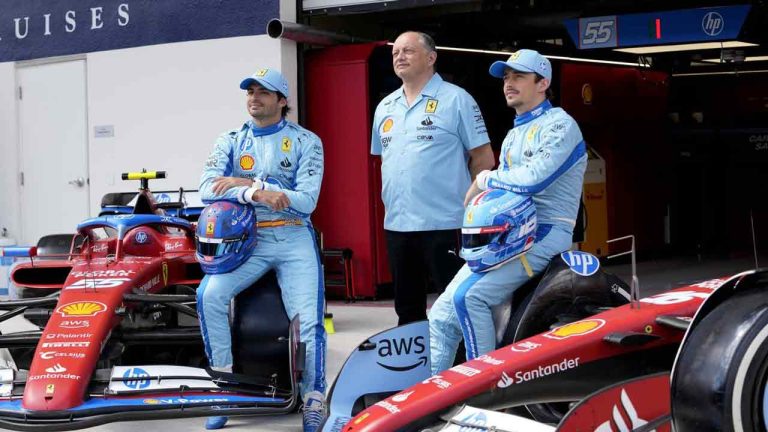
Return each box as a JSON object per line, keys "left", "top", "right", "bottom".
{"left": 305, "top": 42, "right": 387, "bottom": 298}
{"left": 560, "top": 63, "right": 670, "bottom": 255}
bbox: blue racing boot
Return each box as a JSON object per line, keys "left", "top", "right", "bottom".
{"left": 302, "top": 391, "right": 327, "bottom": 432}
{"left": 205, "top": 415, "right": 228, "bottom": 430}
{"left": 205, "top": 406, "right": 229, "bottom": 430}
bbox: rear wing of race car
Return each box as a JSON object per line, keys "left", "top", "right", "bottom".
{"left": 99, "top": 189, "right": 205, "bottom": 221}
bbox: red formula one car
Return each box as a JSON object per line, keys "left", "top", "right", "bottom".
{"left": 319, "top": 252, "right": 768, "bottom": 431}
{"left": 0, "top": 171, "right": 307, "bottom": 430}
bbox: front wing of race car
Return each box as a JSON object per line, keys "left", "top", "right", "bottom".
{"left": 0, "top": 318, "right": 303, "bottom": 431}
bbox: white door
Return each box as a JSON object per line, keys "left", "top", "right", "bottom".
{"left": 17, "top": 60, "right": 89, "bottom": 245}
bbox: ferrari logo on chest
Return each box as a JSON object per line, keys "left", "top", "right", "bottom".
{"left": 281, "top": 137, "right": 292, "bottom": 152}
{"left": 425, "top": 99, "right": 438, "bottom": 114}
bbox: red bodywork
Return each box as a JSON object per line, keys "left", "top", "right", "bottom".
{"left": 10, "top": 223, "right": 199, "bottom": 411}
{"left": 342, "top": 279, "right": 724, "bottom": 431}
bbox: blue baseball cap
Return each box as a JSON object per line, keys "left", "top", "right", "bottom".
{"left": 239, "top": 68, "right": 290, "bottom": 98}
{"left": 489, "top": 49, "right": 552, "bottom": 81}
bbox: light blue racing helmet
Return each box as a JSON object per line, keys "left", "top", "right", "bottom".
{"left": 461, "top": 189, "right": 537, "bottom": 273}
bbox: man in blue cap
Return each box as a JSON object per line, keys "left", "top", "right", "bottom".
{"left": 197, "top": 68, "right": 327, "bottom": 431}
{"left": 428, "top": 49, "right": 587, "bottom": 373}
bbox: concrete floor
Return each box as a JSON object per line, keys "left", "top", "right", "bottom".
{"left": 0, "top": 253, "right": 764, "bottom": 431}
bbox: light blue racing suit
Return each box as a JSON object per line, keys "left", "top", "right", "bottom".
{"left": 429, "top": 100, "right": 587, "bottom": 374}
{"left": 196, "top": 118, "right": 326, "bottom": 397}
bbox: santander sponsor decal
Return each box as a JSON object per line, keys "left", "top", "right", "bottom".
{"left": 496, "top": 357, "right": 581, "bottom": 388}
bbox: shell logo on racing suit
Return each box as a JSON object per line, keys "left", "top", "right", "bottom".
{"left": 56, "top": 301, "right": 107, "bottom": 317}
{"left": 239, "top": 155, "right": 255, "bottom": 171}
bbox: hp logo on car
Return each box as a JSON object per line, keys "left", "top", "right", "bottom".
{"left": 561, "top": 251, "right": 600, "bottom": 276}
{"left": 123, "top": 367, "right": 151, "bottom": 390}
{"left": 135, "top": 231, "right": 149, "bottom": 244}
{"left": 702, "top": 11, "right": 724, "bottom": 36}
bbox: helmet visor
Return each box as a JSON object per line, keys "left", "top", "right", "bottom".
{"left": 461, "top": 225, "right": 507, "bottom": 249}
{"left": 196, "top": 236, "right": 244, "bottom": 258}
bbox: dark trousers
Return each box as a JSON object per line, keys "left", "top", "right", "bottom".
{"left": 385, "top": 229, "right": 464, "bottom": 326}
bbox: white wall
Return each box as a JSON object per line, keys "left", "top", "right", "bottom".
{"left": 0, "top": 33, "right": 298, "bottom": 243}
{"left": 0, "top": 63, "right": 20, "bottom": 242}
{"left": 86, "top": 34, "right": 296, "bottom": 208}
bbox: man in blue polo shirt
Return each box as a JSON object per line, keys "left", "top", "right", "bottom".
{"left": 371, "top": 31, "right": 495, "bottom": 326}
{"left": 429, "top": 49, "right": 587, "bottom": 373}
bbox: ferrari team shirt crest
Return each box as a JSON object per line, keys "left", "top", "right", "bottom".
{"left": 371, "top": 73, "right": 490, "bottom": 231}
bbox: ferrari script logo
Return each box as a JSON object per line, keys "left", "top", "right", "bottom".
{"left": 56, "top": 301, "right": 107, "bottom": 317}
{"left": 544, "top": 319, "right": 605, "bottom": 340}
{"left": 425, "top": 99, "right": 438, "bottom": 113}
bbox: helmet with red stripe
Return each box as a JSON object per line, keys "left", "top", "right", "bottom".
{"left": 461, "top": 189, "right": 537, "bottom": 273}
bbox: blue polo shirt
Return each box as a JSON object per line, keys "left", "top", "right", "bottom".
{"left": 371, "top": 73, "right": 490, "bottom": 232}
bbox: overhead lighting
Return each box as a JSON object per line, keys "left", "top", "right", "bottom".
{"left": 672, "top": 69, "right": 768, "bottom": 77}
{"left": 614, "top": 41, "right": 757, "bottom": 54}
{"left": 701, "top": 55, "right": 768, "bottom": 63}
{"left": 387, "top": 43, "right": 650, "bottom": 68}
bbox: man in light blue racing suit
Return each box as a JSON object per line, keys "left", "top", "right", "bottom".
{"left": 196, "top": 68, "right": 327, "bottom": 431}
{"left": 429, "top": 49, "right": 587, "bottom": 374}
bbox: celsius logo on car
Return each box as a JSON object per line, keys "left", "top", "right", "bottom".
{"left": 56, "top": 301, "right": 107, "bottom": 317}
{"left": 375, "top": 336, "right": 427, "bottom": 372}
{"left": 561, "top": 251, "right": 600, "bottom": 276}
{"left": 123, "top": 367, "right": 151, "bottom": 390}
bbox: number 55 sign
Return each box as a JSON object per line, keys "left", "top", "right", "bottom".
{"left": 578, "top": 16, "right": 618, "bottom": 48}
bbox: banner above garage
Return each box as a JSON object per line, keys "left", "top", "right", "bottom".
{"left": 0, "top": 0, "right": 278, "bottom": 63}
{"left": 564, "top": 5, "right": 751, "bottom": 50}
{"left": 303, "top": 0, "right": 467, "bottom": 15}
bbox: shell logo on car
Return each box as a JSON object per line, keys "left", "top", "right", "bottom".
{"left": 543, "top": 319, "right": 605, "bottom": 340}
{"left": 56, "top": 301, "right": 107, "bottom": 318}
{"left": 239, "top": 155, "right": 255, "bottom": 171}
